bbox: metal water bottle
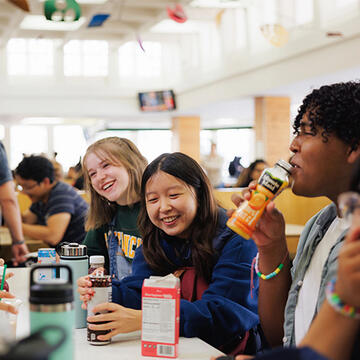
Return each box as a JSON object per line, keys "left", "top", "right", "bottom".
{"left": 60, "top": 243, "right": 88, "bottom": 328}
{"left": 30, "top": 264, "right": 74, "bottom": 360}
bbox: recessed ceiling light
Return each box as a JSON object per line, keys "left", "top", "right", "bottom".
{"left": 20, "top": 15, "right": 85, "bottom": 31}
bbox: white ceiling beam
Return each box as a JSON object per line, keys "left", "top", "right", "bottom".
{"left": 0, "top": 9, "right": 25, "bottom": 47}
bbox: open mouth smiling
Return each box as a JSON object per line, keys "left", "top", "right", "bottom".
{"left": 102, "top": 181, "right": 115, "bottom": 191}
{"left": 162, "top": 215, "right": 180, "bottom": 224}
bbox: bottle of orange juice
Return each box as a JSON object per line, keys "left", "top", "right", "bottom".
{"left": 227, "top": 159, "right": 292, "bottom": 239}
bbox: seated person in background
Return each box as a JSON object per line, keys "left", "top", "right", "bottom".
{"left": 67, "top": 161, "right": 84, "bottom": 190}
{"left": 0, "top": 141, "right": 28, "bottom": 264}
{"left": 228, "top": 82, "right": 360, "bottom": 358}
{"left": 14, "top": 155, "right": 89, "bottom": 250}
{"left": 201, "top": 141, "right": 224, "bottom": 188}
{"left": 233, "top": 159, "right": 268, "bottom": 188}
{"left": 79, "top": 152, "right": 261, "bottom": 355}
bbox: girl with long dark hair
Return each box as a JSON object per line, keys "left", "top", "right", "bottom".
{"left": 79, "top": 152, "right": 260, "bottom": 354}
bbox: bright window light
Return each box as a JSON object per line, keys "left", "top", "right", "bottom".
{"left": 0, "top": 125, "right": 4, "bottom": 140}
{"left": 118, "top": 41, "right": 162, "bottom": 78}
{"left": 64, "top": 40, "right": 108, "bottom": 77}
{"left": 7, "top": 38, "right": 54, "bottom": 76}
{"left": 200, "top": 129, "right": 255, "bottom": 184}
{"left": 335, "top": 0, "right": 357, "bottom": 8}
{"left": 10, "top": 126, "right": 48, "bottom": 169}
{"left": 136, "top": 42, "right": 162, "bottom": 78}
{"left": 295, "top": 0, "right": 313, "bottom": 25}
{"left": 118, "top": 42, "right": 136, "bottom": 77}
{"left": 53, "top": 125, "right": 87, "bottom": 171}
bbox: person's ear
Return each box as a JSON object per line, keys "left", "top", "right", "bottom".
{"left": 347, "top": 146, "right": 360, "bottom": 164}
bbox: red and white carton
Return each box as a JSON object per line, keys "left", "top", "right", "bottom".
{"left": 141, "top": 274, "right": 180, "bottom": 358}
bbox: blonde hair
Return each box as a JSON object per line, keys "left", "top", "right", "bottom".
{"left": 83, "top": 137, "right": 148, "bottom": 230}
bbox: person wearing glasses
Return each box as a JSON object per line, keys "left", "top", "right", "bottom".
{"left": 0, "top": 141, "right": 28, "bottom": 265}
{"left": 14, "top": 155, "right": 88, "bottom": 251}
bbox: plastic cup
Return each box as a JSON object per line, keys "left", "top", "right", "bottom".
{"left": 0, "top": 298, "right": 22, "bottom": 340}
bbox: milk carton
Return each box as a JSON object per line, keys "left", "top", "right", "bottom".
{"left": 141, "top": 274, "right": 180, "bottom": 358}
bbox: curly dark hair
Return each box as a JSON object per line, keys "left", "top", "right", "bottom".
{"left": 293, "top": 81, "right": 360, "bottom": 150}
{"left": 138, "top": 152, "right": 219, "bottom": 283}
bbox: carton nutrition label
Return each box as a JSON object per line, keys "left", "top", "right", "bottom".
{"left": 142, "top": 297, "right": 176, "bottom": 343}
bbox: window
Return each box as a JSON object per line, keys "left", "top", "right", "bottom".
{"left": 335, "top": 0, "right": 357, "bottom": 8}
{"left": 91, "top": 129, "right": 172, "bottom": 163}
{"left": 118, "top": 41, "right": 162, "bottom": 78}
{"left": 53, "top": 125, "right": 87, "bottom": 171}
{"left": 0, "top": 125, "right": 4, "bottom": 140}
{"left": 136, "top": 130, "right": 172, "bottom": 162}
{"left": 137, "top": 42, "right": 162, "bottom": 78}
{"left": 10, "top": 126, "right": 48, "bottom": 169}
{"left": 294, "top": 0, "right": 313, "bottom": 25}
{"left": 7, "top": 38, "right": 54, "bottom": 76}
{"left": 200, "top": 129, "right": 255, "bottom": 185}
{"left": 118, "top": 42, "right": 136, "bottom": 77}
{"left": 64, "top": 40, "right": 108, "bottom": 77}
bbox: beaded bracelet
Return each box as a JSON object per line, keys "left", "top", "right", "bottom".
{"left": 326, "top": 278, "right": 360, "bottom": 319}
{"left": 254, "top": 252, "right": 288, "bottom": 280}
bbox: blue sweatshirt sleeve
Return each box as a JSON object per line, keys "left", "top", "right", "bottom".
{"left": 111, "top": 245, "right": 152, "bottom": 308}
{"left": 112, "top": 233, "right": 259, "bottom": 349}
{"left": 179, "top": 234, "right": 259, "bottom": 348}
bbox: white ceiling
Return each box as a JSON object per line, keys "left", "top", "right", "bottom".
{"left": 1, "top": 0, "right": 360, "bottom": 130}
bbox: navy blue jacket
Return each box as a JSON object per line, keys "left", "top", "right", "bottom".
{"left": 112, "top": 209, "right": 259, "bottom": 349}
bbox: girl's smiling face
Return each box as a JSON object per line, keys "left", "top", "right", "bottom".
{"left": 85, "top": 152, "right": 130, "bottom": 205}
{"left": 145, "top": 170, "right": 198, "bottom": 239}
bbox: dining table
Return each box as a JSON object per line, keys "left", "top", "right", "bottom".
{"left": 5, "top": 267, "right": 225, "bottom": 360}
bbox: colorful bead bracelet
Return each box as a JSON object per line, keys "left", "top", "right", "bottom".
{"left": 254, "top": 252, "right": 288, "bottom": 280}
{"left": 326, "top": 278, "right": 360, "bottom": 319}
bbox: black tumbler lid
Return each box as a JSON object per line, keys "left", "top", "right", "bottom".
{"left": 29, "top": 264, "right": 73, "bottom": 304}
{"left": 30, "top": 282, "right": 73, "bottom": 304}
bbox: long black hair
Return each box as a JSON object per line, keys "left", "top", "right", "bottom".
{"left": 138, "top": 152, "right": 219, "bottom": 283}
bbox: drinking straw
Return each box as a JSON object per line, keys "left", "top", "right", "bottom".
{"left": 0, "top": 264, "right": 7, "bottom": 301}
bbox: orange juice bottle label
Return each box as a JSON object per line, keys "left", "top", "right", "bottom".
{"left": 227, "top": 163, "right": 291, "bottom": 239}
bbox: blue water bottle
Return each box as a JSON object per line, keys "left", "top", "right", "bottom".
{"left": 60, "top": 243, "right": 88, "bottom": 328}
{"left": 30, "top": 264, "right": 74, "bottom": 360}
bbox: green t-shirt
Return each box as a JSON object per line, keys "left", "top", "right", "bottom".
{"left": 84, "top": 202, "right": 142, "bottom": 272}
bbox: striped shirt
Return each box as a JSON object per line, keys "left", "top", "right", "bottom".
{"left": 30, "top": 182, "right": 88, "bottom": 247}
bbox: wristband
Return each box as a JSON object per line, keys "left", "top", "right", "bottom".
{"left": 254, "top": 252, "right": 288, "bottom": 280}
{"left": 326, "top": 278, "right": 360, "bottom": 319}
{"left": 12, "top": 240, "right": 25, "bottom": 245}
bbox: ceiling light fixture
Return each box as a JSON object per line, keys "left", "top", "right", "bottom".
{"left": 20, "top": 14, "right": 85, "bottom": 30}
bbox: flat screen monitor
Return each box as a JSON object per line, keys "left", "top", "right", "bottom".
{"left": 138, "top": 90, "right": 176, "bottom": 112}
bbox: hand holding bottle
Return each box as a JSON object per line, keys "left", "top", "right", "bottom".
{"left": 77, "top": 275, "right": 95, "bottom": 309}
{"left": 229, "top": 181, "right": 287, "bottom": 251}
